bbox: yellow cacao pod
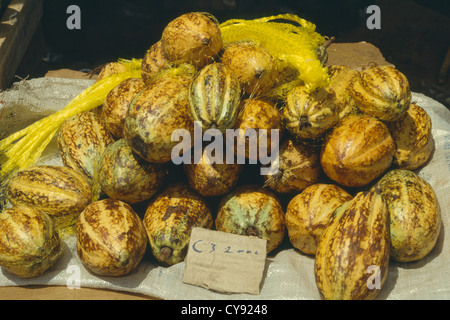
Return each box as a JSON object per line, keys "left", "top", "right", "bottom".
{"left": 102, "top": 77, "right": 146, "bottom": 139}
{"left": 144, "top": 183, "right": 214, "bottom": 266}
{"left": 0, "top": 205, "right": 62, "bottom": 278}
{"left": 76, "top": 198, "right": 147, "bottom": 276}
{"left": 350, "top": 64, "right": 411, "bottom": 121}
{"left": 314, "top": 188, "right": 390, "bottom": 300}
{"left": 320, "top": 114, "right": 395, "bottom": 187}
{"left": 189, "top": 62, "right": 242, "bottom": 132}
{"left": 7, "top": 165, "right": 92, "bottom": 231}
{"left": 283, "top": 86, "right": 339, "bottom": 140}
{"left": 376, "top": 169, "right": 441, "bottom": 262}
{"left": 388, "top": 103, "right": 434, "bottom": 170}
{"left": 161, "top": 12, "right": 223, "bottom": 69}
{"left": 285, "top": 183, "right": 353, "bottom": 255}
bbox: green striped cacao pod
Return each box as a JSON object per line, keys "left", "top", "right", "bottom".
{"left": 376, "top": 169, "right": 441, "bottom": 262}
{"left": 189, "top": 62, "right": 242, "bottom": 132}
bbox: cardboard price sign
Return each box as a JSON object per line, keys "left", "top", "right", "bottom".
{"left": 182, "top": 227, "right": 267, "bottom": 295}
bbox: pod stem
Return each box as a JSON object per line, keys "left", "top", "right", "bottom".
{"left": 159, "top": 247, "right": 173, "bottom": 262}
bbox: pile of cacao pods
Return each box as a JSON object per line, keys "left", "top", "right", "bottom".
{"left": 0, "top": 12, "right": 442, "bottom": 300}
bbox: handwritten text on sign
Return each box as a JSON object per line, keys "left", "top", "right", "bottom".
{"left": 182, "top": 227, "right": 267, "bottom": 295}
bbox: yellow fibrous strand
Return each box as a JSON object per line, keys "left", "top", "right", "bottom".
{"left": 0, "top": 58, "right": 142, "bottom": 203}
{"left": 219, "top": 14, "right": 330, "bottom": 93}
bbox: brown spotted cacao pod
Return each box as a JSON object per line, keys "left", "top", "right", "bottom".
{"left": 96, "top": 139, "right": 167, "bottom": 204}
{"left": 221, "top": 40, "right": 277, "bottom": 96}
{"left": 388, "top": 103, "right": 434, "bottom": 170}
{"left": 320, "top": 114, "right": 395, "bottom": 187}
{"left": 189, "top": 62, "right": 242, "bottom": 132}
{"left": 76, "top": 198, "right": 147, "bottom": 276}
{"left": 283, "top": 86, "right": 339, "bottom": 140}
{"left": 7, "top": 165, "right": 92, "bottom": 231}
{"left": 350, "top": 64, "right": 411, "bottom": 121}
{"left": 285, "top": 183, "right": 353, "bottom": 255}
{"left": 102, "top": 77, "right": 146, "bottom": 139}
{"left": 141, "top": 40, "right": 169, "bottom": 85}
{"left": 263, "top": 138, "right": 320, "bottom": 194}
{"left": 143, "top": 183, "right": 213, "bottom": 265}
{"left": 376, "top": 169, "right": 441, "bottom": 262}
{"left": 58, "top": 110, "right": 114, "bottom": 181}
{"left": 0, "top": 205, "right": 62, "bottom": 278}
{"left": 232, "top": 98, "right": 283, "bottom": 162}
{"left": 314, "top": 188, "right": 390, "bottom": 300}
{"left": 161, "top": 12, "right": 223, "bottom": 69}
{"left": 124, "top": 74, "right": 195, "bottom": 163}
{"left": 327, "top": 65, "right": 360, "bottom": 119}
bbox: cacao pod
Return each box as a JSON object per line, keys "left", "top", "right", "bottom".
{"left": 7, "top": 165, "right": 92, "bottom": 231}
{"left": 388, "top": 103, "right": 434, "bottom": 170}
{"left": 221, "top": 40, "right": 277, "bottom": 96}
{"left": 189, "top": 62, "right": 242, "bottom": 132}
{"left": 376, "top": 169, "right": 441, "bottom": 262}
{"left": 232, "top": 98, "right": 283, "bottom": 162}
{"left": 327, "top": 65, "right": 360, "bottom": 119}
{"left": 263, "top": 138, "right": 320, "bottom": 194}
{"left": 58, "top": 110, "right": 114, "bottom": 181}
{"left": 0, "top": 205, "right": 62, "bottom": 278}
{"left": 102, "top": 77, "right": 146, "bottom": 139}
{"left": 141, "top": 40, "right": 169, "bottom": 85}
{"left": 76, "top": 198, "right": 147, "bottom": 276}
{"left": 350, "top": 64, "right": 411, "bottom": 121}
{"left": 143, "top": 183, "right": 213, "bottom": 265}
{"left": 95, "top": 139, "right": 167, "bottom": 204}
{"left": 161, "top": 12, "right": 223, "bottom": 69}
{"left": 320, "top": 114, "right": 395, "bottom": 187}
{"left": 283, "top": 86, "right": 339, "bottom": 140}
{"left": 215, "top": 185, "right": 285, "bottom": 253}
{"left": 124, "top": 74, "right": 195, "bottom": 163}
{"left": 285, "top": 183, "right": 353, "bottom": 255}
{"left": 314, "top": 188, "right": 390, "bottom": 300}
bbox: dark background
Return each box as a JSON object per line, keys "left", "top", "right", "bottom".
{"left": 12, "top": 0, "right": 450, "bottom": 108}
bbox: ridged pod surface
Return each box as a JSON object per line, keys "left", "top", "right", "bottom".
{"left": 96, "top": 139, "right": 166, "bottom": 204}
{"left": 286, "top": 184, "right": 353, "bottom": 255}
{"left": 350, "top": 64, "right": 411, "bottom": 121}
{"left": 388, "top": 103, "right": 434, "bottom": 170}
{"left": 102, "top": 77, "right": 146, "bottom": 139}
{"left": 144, "top": 184, "right": 213, "bottom": 265}
{"left": 0, "top": 205, "right": 62, "bottom": 278}
{"left": 58, "top": 110, "right": 114, "bottom": 181}
{"left": 76, "top": 198, "right": 147, "bottom": 276}
{"left": 283, "top": 86, "right": 339, "bottom": 140}
{"left": 124, "top": 75, "right": 194, "bottom": 163}
{"left": 7, "top": 165, "right": 92, "bottom": 230}
{"left": 320, "top": 114, "right": 395, "bottom": 187}
{"left": 189, "top": 63, "right": 242, "bottom": 132}
{"left": 263, "top": 138, "right": 320, "bottom": 194}
{"left": 215, "top": 185, "right": 285, "bottom": 253}
{"left": 314, "top": 188, "right": 390, "bottom": 300}
{"left": 376, "top": 169, "right": 441, "bottom": 262}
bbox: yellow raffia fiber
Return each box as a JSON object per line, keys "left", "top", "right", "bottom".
{"left": 219, "top": 14, "right": 330, "bottom": 94}
{"left": 0, "top": 58, "right": 141, "bottom": 205}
